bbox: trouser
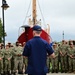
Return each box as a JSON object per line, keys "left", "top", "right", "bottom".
{"left": 46, "top": 57, "right": 50, "bottom": 72}
{"left": 51, "top": 57, "right": 58, "bottom": 72}
{"left": 4, "top": 59, "right": 11, "bottom": 72}
{"left": 68, "top": 57, "right": 73, "bottom": 71}
{"left": 0, "top": 59, "right": 3, "bottom": 73}
{"left": 65, "top": 55, "right": 68, "bottom": 71}
{"left": 14, "top": 57, "right": 23, "bottom": 72}
{"left": 11, "top": 57, "right": 14, "bottom": 73}
{"left": 73, "top": 58, "right": 75, "bottom": 71}
{"left": 60, "top": 56, "right": 68, "bottom": 72}
{"left": 23, "top": 58, "right": 28, "bottom": 70}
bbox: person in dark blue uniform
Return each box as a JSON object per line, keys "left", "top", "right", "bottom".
{"left": 22, "top": 25, "right": 55, "bottom": 75}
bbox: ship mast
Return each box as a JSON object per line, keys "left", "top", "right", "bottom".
{"left": 32, "top": 0, "right": 36, "bottom": 25}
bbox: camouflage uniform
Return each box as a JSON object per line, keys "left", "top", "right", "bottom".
{"left": 73, "top": 49, "right": 75, "bottom": 72}
{"left": 46, "top": 55, "right": 50, "bottom": 72}
{"left": 23, "top": 42, "right": 28, "bottom": 72}
{"left": 23, "top": 57, "right": 28, "bottom": 72}
{"left": 51, "top": 44, "right": 59, "bottom": 73}
{"left": 4, "top": 46, "right": 12, "bottom": 74}
{"left": 68, "top": 44, "right": 75, "bottom": 72}
{"left": 10, "top": 46, "right": 15, "bottom": 74}
{"left": 0, "top": 46, "right": 4, "bottom": 74}
{"left": 59, "top": 42, "right": 68, "bottom": 72}
{"left": 13, "top": 45, "right": 23, "bottom": 73}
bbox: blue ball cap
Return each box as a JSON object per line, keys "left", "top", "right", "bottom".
{"left": 32, "top": 25, "right": 42, "bottom": 31}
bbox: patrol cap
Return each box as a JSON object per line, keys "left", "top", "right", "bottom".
{"left": 1, "top": 43, "right": 4, "bottom": 46}
{"left": 8, "top": 42, "right": 11, "bottom": 44}
{"left": 70, "top": 42, "right": 73, "bottom": 45}
{"left": 11, "top": 45, "right": 13, "bottom": 47}
{"left": 62, "top": 40, "right": 65, "bottom": 42}
{"left": 32, "top": 25, "right": 42, "bottom": 31}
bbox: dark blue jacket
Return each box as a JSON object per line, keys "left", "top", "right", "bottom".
{"left": 23, "top": 36, "right": 54, "bottom": 74}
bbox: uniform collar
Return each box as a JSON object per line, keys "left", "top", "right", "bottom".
{"left": 34, "top": 36, "right": 40, "bottom": 38}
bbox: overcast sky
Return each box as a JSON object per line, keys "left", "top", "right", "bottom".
{"left": 0, "top": 0, "right": 75, "bottom": 43}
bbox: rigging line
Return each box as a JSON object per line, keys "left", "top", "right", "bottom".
{"left": 37, "top": 0, "right": 46, "bottom": 26}
{"left": 23, "top": 0, "right": 31, "bottom": 25}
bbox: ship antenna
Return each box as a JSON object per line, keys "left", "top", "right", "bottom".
{"left": 33, "top": 0, "right": 37, "bottom": 25}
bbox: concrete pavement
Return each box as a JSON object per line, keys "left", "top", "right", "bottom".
{"left": 17, "top": 73, "right": 75, "bottom": 75}
{"left": 47, "top": 73, "right": 75, "bottom": 75}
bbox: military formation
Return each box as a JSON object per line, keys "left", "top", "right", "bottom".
{"left": 47, "top": 40, "right": 75, "bottom": 73}
{"left": 0, "top": 42, "right": 27, "bottom": 75}
{"left": 0, "top": 40, "right": 75, "bottom": 75}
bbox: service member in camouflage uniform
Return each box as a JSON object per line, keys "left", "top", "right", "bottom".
{"left": 13, "top": 43, "right": 23, "bottom": 74}
{"left": 0, "top": 44, "right": 4, "bottom": 75}
{"left": 11, "top": 41, "right": 19, "bottom": 74}
{"left": 46, "top": 55, "right": 50, "bottom": 73}
{"left": 23, "top": 42, "right": 28, "bottom": 72}
{"left": 46, "top": 37, "right": 53, "bottom": 73}
{"left": 4, "top": 44, "right": 12, "bottom": 75}
{"left": 51, "top": 43, "right": 59, "bottom": 73}
{"left": 1, "top": 43, "right": 4, "bottom": 49}
{"left": 59, "top": 40, "right": 68, "bottom": 72}
{"left": 73, "top": 47, "right": 75, "bottom": 73}
{"left": 8, "top": 43, "right": 15, "bottom": 74}
{"left": 68, "top": 42, "right": 75, "bottom": 73}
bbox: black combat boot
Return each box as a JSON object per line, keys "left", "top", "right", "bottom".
{"left": 0, "top": 72, "right": 4, "bottom": 75}
{"left": 1, "top": 73, "right": 4, "bottom": 75}
{"left": 3, "top": 71, "right": 7, "bottom": 75}
{"left": 18, "top": 71, "right": 23, "bottom": 74}
{"left": 7, "top": 71, "right": 11, "bottom": 75}
{"left": 56, "top": 69, "right": 58, "bottom": 73}
{"left": 52, "top": 69, "right": 54, "bottom": 73}
{"left": 13, "top": 72, "right": 16, "bottom": 75}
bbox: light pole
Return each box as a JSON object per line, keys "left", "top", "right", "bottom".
{"left": 1, "top": 0, "right": 9, "bottom": 48}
